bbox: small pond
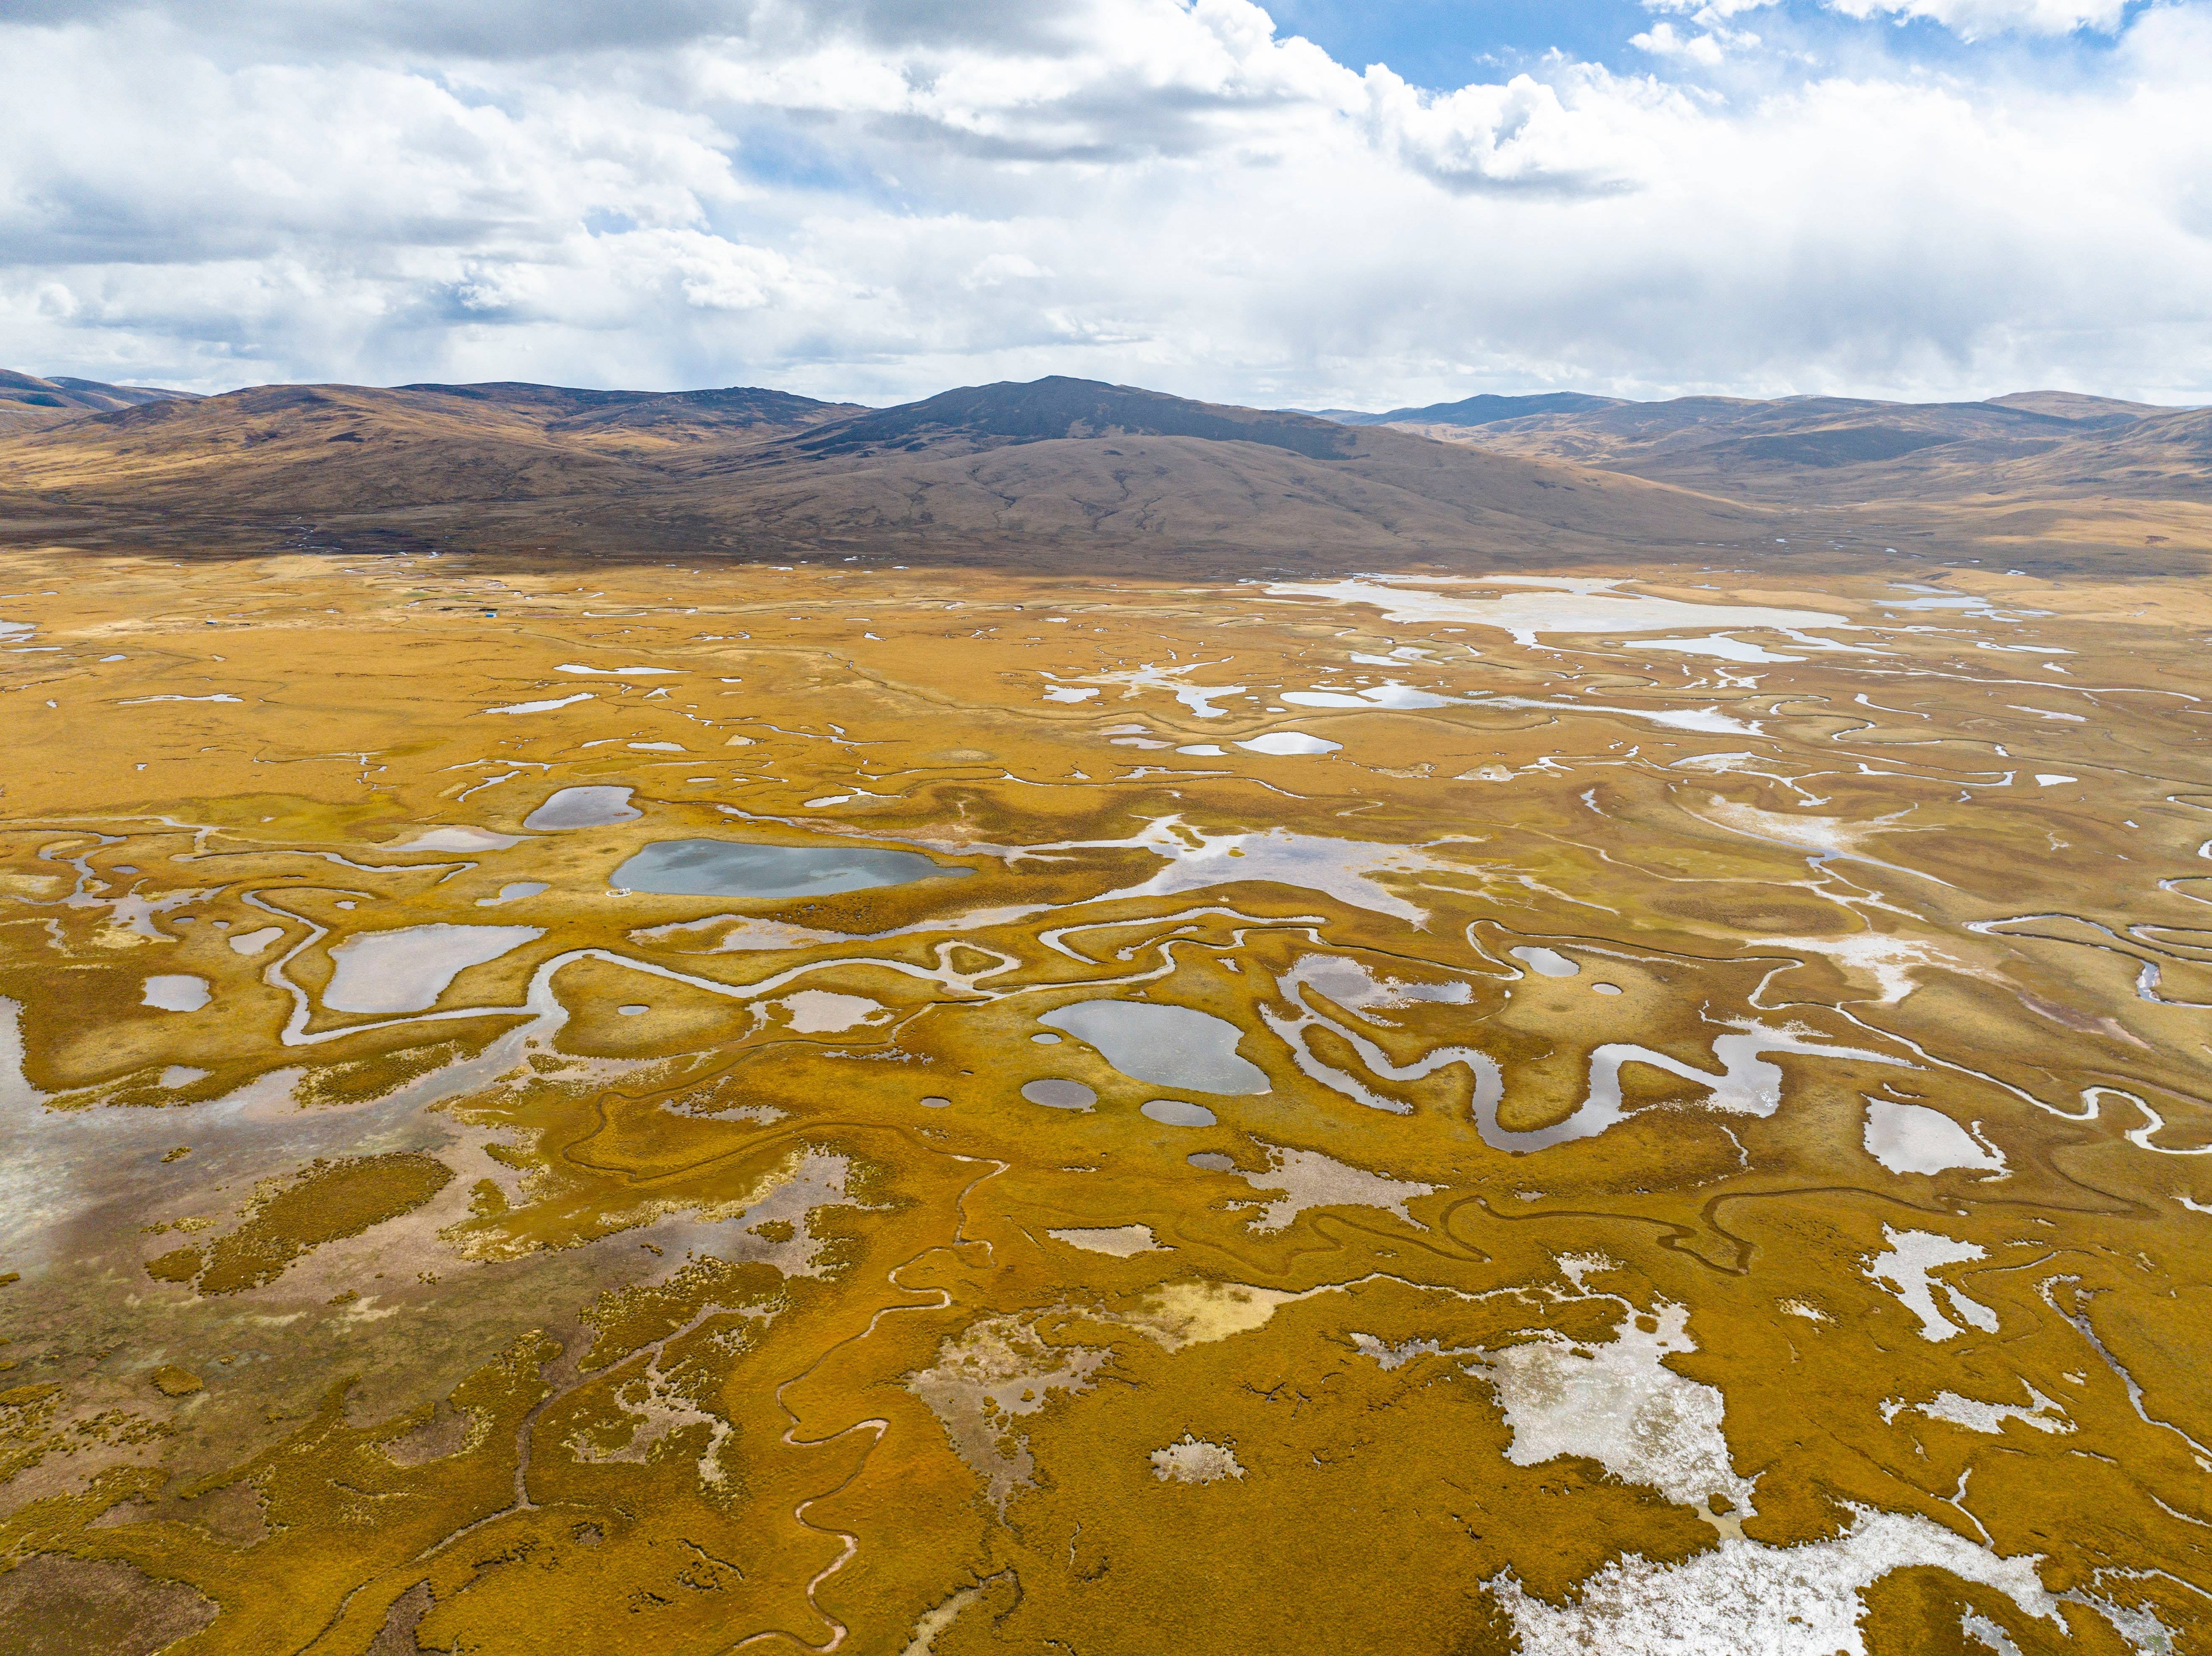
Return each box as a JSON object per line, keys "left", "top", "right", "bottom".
{"left": 611, "top": 839, "right": 971, "bottom": 900}
{"left": 1039, "top": 1000, "right": 1269, "bottom": 1095}
{"left": 525, "top": 785, "right": 640, "bottom": 830}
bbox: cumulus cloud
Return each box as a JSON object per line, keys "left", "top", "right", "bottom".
{"left": 1631, "top": 20, "right": 1764, "bottom": 62}
{"left": 0, "top": 0, "right": 2207, "bottom": 403}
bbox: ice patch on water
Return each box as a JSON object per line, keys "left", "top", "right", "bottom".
{"left": 1270, "top": 575, "right": 1848, "bottom": 646}
{"left": 1866, "top": 1227, "right": 1999, "bottom": 1341}
{"left": 1088, "top": 820, "right": 1441, "bottom": 924}
{"left": 1637, "top": 634, "right": 1804, "bottom": 663}
{"left": 1863, "top": 1100, "right": 2006, "bottom": 1176}
{"left": 1238, "top": 732, "right": 1341, "bottom": 756}
{"left": 142, "top": 974, "right": 209, "bottom": 1012}
{"left": 323, "top": 924, "right": 541, "bottom": 1014}
{"left": 484, "top": 691, "right": 594, "bottom": 714}
{"left": 1881, "top": 1382, "right": 2071, "bottom": 1436}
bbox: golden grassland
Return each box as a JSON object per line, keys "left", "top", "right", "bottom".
{"left": 0, "top": 546, "right": 2207, "bottom": 1654}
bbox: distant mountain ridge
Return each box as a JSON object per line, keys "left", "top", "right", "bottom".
{"left": 3, "top": 369, "right": 2201, "bottom": 565}
{"left": 1307, "top": 386, "right": 2207, "bottom": 503}
{"left": 0, "top": 369, "right": 198, "bottom": 435}
{"left": 1316, "top": 392, "right": 1625, "bottom": 427}
{"left": 0, "top": 372, "right": 1750, "bottom": 566}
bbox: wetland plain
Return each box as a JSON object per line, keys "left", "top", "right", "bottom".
{"left": 1, "top": 385, "right": 2210, "bottom": 1656}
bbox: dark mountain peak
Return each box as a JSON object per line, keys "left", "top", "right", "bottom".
{"left": 795, "top": 375, "right": 1358, "bottom": 460}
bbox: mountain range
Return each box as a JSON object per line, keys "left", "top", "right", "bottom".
{"left": 1, "top": 371, "right": 2202, "bottom": 570}
{"left": 1312, "top": 388, "right": 2208, "bottom": 506}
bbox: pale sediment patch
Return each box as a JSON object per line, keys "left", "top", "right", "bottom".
{"left": 1227, "top": 1145, "right": 1435, "bottom": 1234}
{"left": 1349, "top": 1332, "right": 1477, "bottom": 1370}
{"left": 383, "top": 826, "right": 523, "bottom": 854}
{"left": 907, "top": 1314, "right": 1111, "bottom": 1510}
{"left": 566, "top": 1359, "right": 740, "bottom": 1492}
{"left": 1470, "top": 1298, "right": 1758, "bottom": 1522}
{"left": 898, "top": 1574, "right": 1011, "bottom": 1656}
{"left": 1149, "top": 1435, "right": 1245, "bottom": 1484}
{"left": 1754, "top": 933, "right": 1964, "bottom": 1004}
{"left": 1487, "top": 1506, "right": 2058, "bottom": 1656}
{"left": 1047, "top": 1225, "right": 1166, "bottom": 1257}
{"left": 776, "top": 989, "right": 887, "bottom": 1033}
{"left": 1111, "top": 1280, "right": 1302, "bottom": 1350}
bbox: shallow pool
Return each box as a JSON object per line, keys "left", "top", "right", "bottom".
{"left": 1023, "top": 1079, "right": 1096, "bottom": 1111}
{"left": 525, "top": 785, "right": 640, "bottom": 830}
{"left": 1040, "top": 1000, "right": 1270, "bottom": 1095}
{"left": 611, "top": 839, "right": 973, "bottom": 899}
{"left": 1510, "top": 945, "right": 1581, "bottom": 978}
{"left": 1142, "top": 1099, "right": 1218, "bottom": 1127}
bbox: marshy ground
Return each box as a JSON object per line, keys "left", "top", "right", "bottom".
{"left": 0, "top": 545, "right": 2207, "bottom": 1655}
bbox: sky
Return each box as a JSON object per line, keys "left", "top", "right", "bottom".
{"left": 2, "top": 0, "right": 2207, "bottom": 408}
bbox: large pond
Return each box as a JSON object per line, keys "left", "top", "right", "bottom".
{"left": 611, "top": 839, "right": 973, "bottom": 899}
{"left": 1039, "top": 999, "right": 1270, "bottom": 1095}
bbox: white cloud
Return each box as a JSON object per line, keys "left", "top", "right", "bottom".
{"left": 1821, "top": 0, "right": 2130, "bottom": 37}
{"left": 0, "top": 0, "right": 2207, "bottom": 404}
{"left": 1630, "top": 20, "right": 1763, "bottom": 62}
